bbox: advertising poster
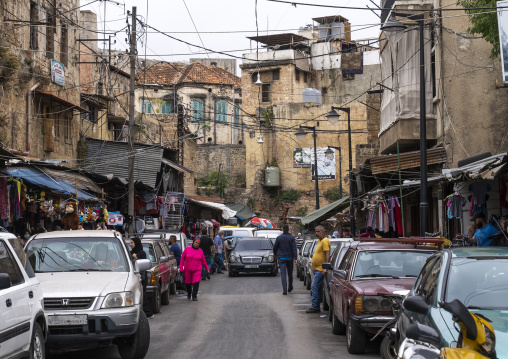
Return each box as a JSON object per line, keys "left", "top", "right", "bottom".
{"left": 51, "top": 59, "right": 65, "bottom": 86}
{"left": 498, "top": 1, "right": 508, "bottom": 83}
{"left": 293, "top": 147, "right": 311, "bottom": 168}
{"left": 311, "top": 147, "right": 336, "bottom": 181}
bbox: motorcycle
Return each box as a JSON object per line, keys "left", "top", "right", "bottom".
{"left": 397, "top": 297, "right": 496, "bottom": 359}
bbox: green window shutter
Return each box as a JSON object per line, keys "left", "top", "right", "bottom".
{"left": 234, "top": 106, "right": 239, "bottom": 124}
{"left": 217, "top": 101, "right": 227, "bottom": 123}
{"left": 193, "top": 100, "right": 203, "bottom": 122}
{"left": 143, "top": 101, "right": 152, "bottom": 114}
{"left": 161, "top": 102, "right": 171, "bottom": 114}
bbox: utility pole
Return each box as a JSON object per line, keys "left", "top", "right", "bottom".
{"left": 128, "top": 7, "right": 136, "bottom": 234}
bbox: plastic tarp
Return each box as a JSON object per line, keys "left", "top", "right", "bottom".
{"left": 225, "top": 203, "right": 254, "bottom": 221}
{"left": 300, "top": 196, "right": 350, "bottom": 226}
{"left": 5, "top": 167, "right": 96, "bottom": 201}
{"left": 442, "top": 153, "right": 508, "bottom": 181}
{"left": 187, "top": 198, "right": 237, "bottom": 220}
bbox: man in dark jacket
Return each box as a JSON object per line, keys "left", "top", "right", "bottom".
{"left": 273, "top": 224, "right": 298, "bottom": 295}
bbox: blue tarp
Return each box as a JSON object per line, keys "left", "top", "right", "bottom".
{"left": 5, "top": 167, "right": 96, "bottom": 201}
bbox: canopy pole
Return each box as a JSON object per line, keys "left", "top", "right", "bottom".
{"left": 397, "top": 142, "right": 405, "bottom": 237}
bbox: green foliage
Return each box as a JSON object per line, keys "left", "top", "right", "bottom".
{"left": 275, "top": 188, "right": 301, "bottom": 205}
{"left": 197, "top": 170, "right": 231, "bottom": 198}
{"left": 248, "top": 197, "right": 256, "bottom": 208}
{"left": 261, "top": 106, "right": 274, "bottom": 128}
{"left": 295, "top": 206, "right": 308, "bottom": 217}
{"left": 323, "top": 187, "right": 343, "bottom": 202}
{"left": 0, "top": 48, "right": 20, "bottom": 83}
{"left": 457, "top": 0, "right": 499, "bottom": 58}
{"left": 236, "top": 174, "right": 246, "bottom": 187}
{"left": 268, "top": 158, "right": 278, "bottom": 167}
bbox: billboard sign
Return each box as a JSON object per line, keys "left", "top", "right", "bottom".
{"left": 497, "top": 1, "right": 508, "bottom": 83}
{"left": 51, "top": 59, "right": 65, "bottom": 86}
{"left": 293, "top": 147, "right": 311, "bottom": 168}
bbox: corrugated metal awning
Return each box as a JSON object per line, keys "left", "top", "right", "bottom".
{"left": 84, "top": 139, "right": 163, "bottom": 188}
{"left": 40, "top": 167, "right": 102, "bottom": 194}
{"left": 35, "top": 90, "right": 90, "bottom": 113}
{"left": 442, "top": 153, "right": 508, "bottom": 181}
{"left": 369, "top": 148, "right": 447, "bottom": 175}
{"left": 161, "top": 158, "right": 194, "bottom": 174}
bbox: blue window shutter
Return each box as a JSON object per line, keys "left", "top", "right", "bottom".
{"left": 234, "top": 106, "right": 239, "bottom": 124}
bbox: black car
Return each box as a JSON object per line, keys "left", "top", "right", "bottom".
{"left": 228, "top": 237, "right": 277, "bottom": 277}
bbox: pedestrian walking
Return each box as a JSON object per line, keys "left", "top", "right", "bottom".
{"left": 130, "top": 237, "right": 154, "bottom": 319}
{"left": 214, "top": 230, "right": 226, "bottom": 273}
{"left": 306, "top": 225, "right": 330, "bottom": 313}
{"left": 295, "top": 232, "right": 304, "bottom": 249}
{"left": 273, "top": 224, "right": 298, "bottom": 295}
{"left": 180, "top": 238, "right": 209, "bottom": 301}
{"left": 169, "top": 235, "right": 182, "bottom": 266}
{"left": 199, "top": 229, "right": 214, "bottom": 280}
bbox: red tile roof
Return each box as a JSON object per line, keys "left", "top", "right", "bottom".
{"left": 136, "top": 62, "right": 240, "bottom": 87}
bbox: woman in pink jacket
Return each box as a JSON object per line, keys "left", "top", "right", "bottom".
{"left": 180, "top": 238, "right": 209, "bottom": 301}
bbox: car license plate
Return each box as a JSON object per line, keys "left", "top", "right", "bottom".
{"left": 245, "top": 265, "right": 259, "bottom": 268}
{"left": 48, "top": 314, "right": 88, "bottom": 326}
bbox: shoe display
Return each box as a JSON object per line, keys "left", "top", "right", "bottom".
{"left": 305, "top": 308, "right": 321, "bottom": 314}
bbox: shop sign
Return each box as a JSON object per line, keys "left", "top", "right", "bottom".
{"left": 51, "top": 59, "right": 65, "bottom": 86}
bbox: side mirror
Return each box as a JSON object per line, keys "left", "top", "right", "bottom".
{"left": 303, "top": 251, "right": 309, "bottom": 256}
{"left": 0, "top": 273, "right": 11, "bottom": 290}
{"left": 405, "top": 323, "right": 440, "bottom": 346}
{"left": 336, "top": 269, "right": 347, "bottom": 280}
{"left": 322, "top": 262, "right": 331, "bottom": 270}
{"left": 160, "top": 256, "right": 170, "bottom": 263}
{"left": 135, "top": 259, "right": 152, "bottom": 273}
{"left": 403, "top": 295, "right": 430, "bottom": 315}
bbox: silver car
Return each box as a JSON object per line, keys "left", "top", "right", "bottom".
{"left": 296, "top": 239, "right": 313, "bottom": 281}
{"left": 25, "top": 230, "right": 152, "bottom": 359}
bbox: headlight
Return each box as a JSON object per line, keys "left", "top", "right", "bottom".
{"left": 356, "top": 295, "right": 393, "bottom": 313}
{"left": 102, "top": 292, "right": 134, "bottom": 308}
{"left": 262, "top": 257, "right": 268, "bottom": 263}
{"left": 268, "top": 255, "right": 274, "bottom": 263}
{"left": 479, "top": 323, "right": 496, "bottom": 356}
{"left": 230, "top": 255, "right": 236, "bottom": 263}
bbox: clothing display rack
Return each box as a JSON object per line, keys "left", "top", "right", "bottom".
{"left": 162, "top": 192, "right": 185, "bottom": 230}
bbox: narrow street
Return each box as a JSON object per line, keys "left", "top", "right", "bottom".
{"left": 49, "top": 272, "right": 381, "bottom": 359}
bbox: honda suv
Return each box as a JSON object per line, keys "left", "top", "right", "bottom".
{"left": 25, "top": 230, "right": 152, "bottom": 359}
{"left": 0, "top": 233, "right": 46, "bottom": 359}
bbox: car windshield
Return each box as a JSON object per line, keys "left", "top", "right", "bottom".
{"left": 235, "top": 239, "right": 272, "bottom": 251}
{"left": 353, "top": 250, "right": 432, "bottom": 279}
{"left": 26, "top": 237, "right": 128, "bottom": 272}
{"left": 445, "top": 257, "right": 508, "bottom": 310}
{"left": 142, "top": 243, "right": 157, "bottom": 262}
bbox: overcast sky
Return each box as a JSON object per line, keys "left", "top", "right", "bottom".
{"left": 82, "top": 0, "right": 381, "bottom": 73}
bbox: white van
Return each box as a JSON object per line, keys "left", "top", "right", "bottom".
{"left": 219, "top": 227, "right": 256, "bottom": 238}
{"left": 254, "top": 229, "right": 283, "bottom": 239}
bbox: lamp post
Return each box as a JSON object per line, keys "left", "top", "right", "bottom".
{"left": 325, "top": 107, "right": 355, "bottom": 237}
{"left": 381, "top": 11, "right": 428, "bottom": 236}
{"left": 325, "top": 146, "right": 342, "bottom": 198}
{"left": 295, "top": 125, "right": 319, "bottom": 210}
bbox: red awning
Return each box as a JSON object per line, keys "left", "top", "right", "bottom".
{"left": 35, "top": 90, "right": 90, "bottom": 113}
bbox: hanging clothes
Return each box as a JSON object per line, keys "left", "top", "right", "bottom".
{"left": 0, "top": 177, "right": 8, "bottom": 220}
{"left": 445, "top": 194, "right": 467, "bottom": 219}
{"left": 394, "top": 197, "right": 403, "bottom": 236}
{"left": 468, "top": 182, "right": 490, "bottom": 215}
{"left": 382, "top": 203, "right": 389, "bottom": 233}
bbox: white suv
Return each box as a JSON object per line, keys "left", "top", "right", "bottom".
{"left": 0, "top": 233, "right": 46, "bottom": 359}
{"left": 25, "top": 230, "right": 152, "bottom": 359}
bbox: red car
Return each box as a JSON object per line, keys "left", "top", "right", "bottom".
{"left": 322, "top": 240, "right": 438, "bottom": 354}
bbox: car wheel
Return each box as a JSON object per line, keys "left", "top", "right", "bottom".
{"left": 380, "top": 335, "right": 397, "bottom": 359}
{"left": 299, "top": 269, "right": 304, "bottom": 281}
{"left": 169, "top": 281, "right": 177, "bottom": 295}
{"left": 149, "top": 287, "right": 161, "bottom": 314}
{"left": 328, "top": 303, "right": 333, "bottom": 322}
{"left": 117, "top": 311, "right": 151, "bottom": 359}
{"left": 332, "top": 307, "right": 346, "bottom": 335}
{"left": 228, "top": 269, "right": 233, "bottom": 277}
{"left": 296, "top": 266, "right": 300, "bottom": 278}
{"left": 347, "top": 312, "right": 367, "bottom": 354}
{"left": 161, "top": 287, "right": 170, "bottom": 305}
{"left": 306, "top": 275, "right": 311, "bottom": 290}
{"left": 322, "top": 287, "right": 329, "bottom": 311}
{"left": 30, "top": 322, "right": 45, "bottom": 359}
{"left": 303, "top": 273, "right": 307, "bottom": 286}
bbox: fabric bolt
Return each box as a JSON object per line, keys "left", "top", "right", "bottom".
{"left": 0, "top": 177, "right": 8, "bottom": 220}
{"left": 179, "top": 246, "right": 209, "bottom": 284}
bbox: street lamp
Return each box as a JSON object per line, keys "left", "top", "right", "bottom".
{"left": 325, "top": 107, "right": 355, "bottom": 237}
{"left": 325, "top": 146, "right": 342, "bottom": 199}
{"left": 381, "top": 11, "right": 428, "bottom": 236}
{"left": 295, "top": 125, "right": 320, "bottom": 210}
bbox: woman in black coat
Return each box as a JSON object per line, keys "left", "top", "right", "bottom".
{"left": 130, "top": 237, "right": 154, "bottom": 318}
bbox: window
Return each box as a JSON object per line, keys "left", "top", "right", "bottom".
{"left": 343, "top": 73, "right": 355, "bottom": 81}
{"left": 272, "top": 69, "right": 280, "bottom": 81}
{"left": 30, "top": 2, "right": 38, "bottom": 50}
{"left": 81, "top": 104, "right": 98, "bottom": 124}
{"left": 251, "top": 72, "right": 258, "bottom": 84}
{"left": 339, "top": 249, "right": 354, "bottom": 270}
{"left": 216, "top": 101, "right": 227, "bottom": 123}
{"left": 295, "top": 70, "right": 300, "bottom": 82}
{"left": 416, "top": 256, "right": 442, "bottom": 305}
{"left": 303, "top": 72, "right": 308, "bottom": 83}
{"left": 234, "top": 104, "right": 239, "bottom": 124}
{"left": 261, "top": 84, "right": 271, "bottom": 102}
{"left": 160, "top": 101, "right": 172, "bottom": 114}
{"left": 60, "top": 24, "right": 68, "bottom": 65}
{"left": 192, "top": 99, "right": 204, "bottom": 122}
{"left": 141, "top": 101, "right": 153, "bottom": 114}
{"left": 46, "top": 11, "right": 54, "bottom": 58}
{"left": 64, "top": 114, "right": 72, "bottom": 144}
{"left": 0, "top": 240, "right": 24, "bottom": 286}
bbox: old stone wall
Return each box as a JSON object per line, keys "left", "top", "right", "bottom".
{"left": 196, "top": 144, "right": 246, "bottom": 180}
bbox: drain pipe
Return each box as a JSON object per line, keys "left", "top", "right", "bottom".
{"left": 26, "top": 83, "right": 40, "bottom": 153}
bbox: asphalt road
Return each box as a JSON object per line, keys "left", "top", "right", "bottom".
{"left": 49, "top": 271, "right": 382, "bottom": 359}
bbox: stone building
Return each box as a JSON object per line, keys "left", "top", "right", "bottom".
{"left": 0, "top": 0, "right": 83, "bottom": 160}
{"left": 240, "top": 17, "right": 382, "bottom": 220}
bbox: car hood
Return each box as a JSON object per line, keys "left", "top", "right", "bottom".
{"left": 234, "top": 250, "right": 272, "bottom": 257}
{"left": 352, "top": 277, "right": 416, "bottom": 295}
{"left": 36, "top": 272, "right": 129, "bottom": 297}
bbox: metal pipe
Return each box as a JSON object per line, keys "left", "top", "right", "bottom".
{"left": 397, "top": 141, "right": 405, "bottom": 236}
{"left": 26, "top": 82, "right": 40, "bottom": 152}
{"left": 346, "top": 109, "right": 355, "bottom": 237}
{"left": 128, "top": 7, "right": 136, "bottom": 234}
{"left": 312, "top": 127, "right": 320, "bottom": 209}
{"left": 418, "top": 18, "right": 428, "bottom": 236}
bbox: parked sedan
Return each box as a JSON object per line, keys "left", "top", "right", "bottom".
{"left": 296, "top": 239, "right": 313, "bottom": 280}
{"left": 323, "top": 242, "right": 436, "bottom": 354}
{"left": 140, "top": 239, "right": 176, "bottom": 314}
{"left": 228, "top": 237, "right": 277, "bottom": 276}
{"left": 397, "top": 247, "right": 508, "bottom": 358}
